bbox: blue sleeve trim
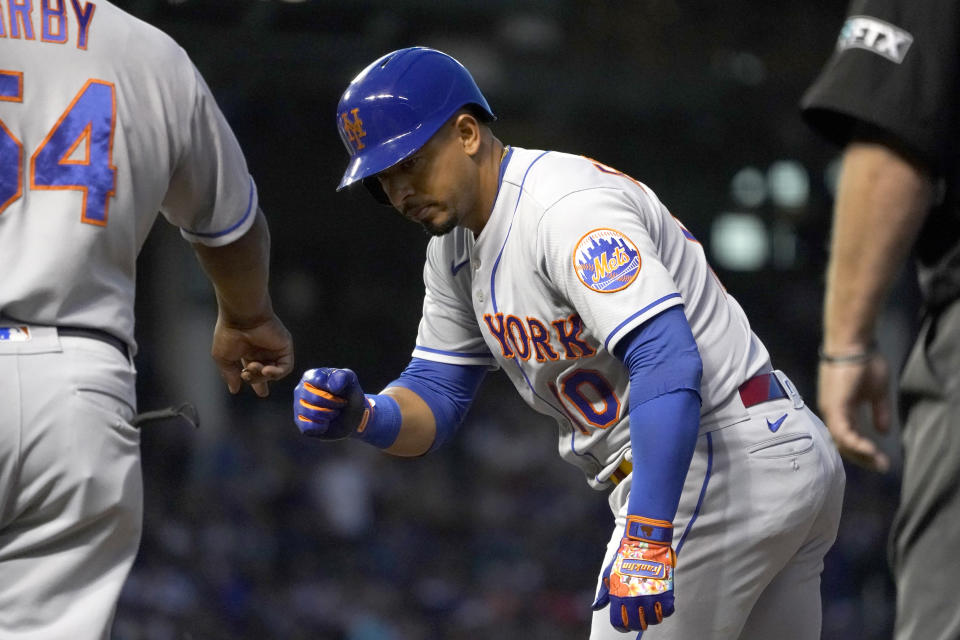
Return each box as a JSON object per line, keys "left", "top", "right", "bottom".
{"left": 184, "top": 177, "right": 256, "bottom": 238}
{"left": 604, "top": 292, "right": 683, "bottom": 351}
{"left": 387, "top": 357, "right": 486, "bottom": 452}
{"left": 414, "top": 345, "right": 493, "bottom": 359}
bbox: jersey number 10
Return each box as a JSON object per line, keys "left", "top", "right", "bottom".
{"left": 0, "top": 71, "right": 117, "bottom": 226}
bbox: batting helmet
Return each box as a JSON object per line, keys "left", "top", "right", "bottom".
{"left": 335, "top": 47, "right": 496, "bottom": 201}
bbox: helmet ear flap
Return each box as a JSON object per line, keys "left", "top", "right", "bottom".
{"left": 362, "top": 177, "right": 392, "bottom": 206}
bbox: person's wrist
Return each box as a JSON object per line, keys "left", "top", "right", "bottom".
{"left": 351, "top": 394, "right": 402, "bottom": 449}
{"left": 216, "top": 295, "right": 275, "bottom": 330}
{"left": 625, "top": 515, "right": 673, "bottom": 545}
{"left": 818, "top": 341, "right": 878, "bottom": 365}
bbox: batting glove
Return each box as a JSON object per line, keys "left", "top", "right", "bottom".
{"left": 293, "top": 368, "right": 370, "bottom": 439}
{"left": 592, "top": 515, "right": 676, "bottom": 635}
{"left": 293, "top": 368, "right": 401, "bottom": 448}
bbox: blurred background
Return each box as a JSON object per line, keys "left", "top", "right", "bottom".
{"left": 116, "top": 0, "right": 915, "bottom": 638}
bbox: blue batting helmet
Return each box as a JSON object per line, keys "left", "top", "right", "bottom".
{"left": 335, "top": 47, "right": 495, "bottom": 196}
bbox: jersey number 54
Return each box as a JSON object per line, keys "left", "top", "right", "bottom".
{"left": 0, "top": 70, "right": 116, "bottom": 226}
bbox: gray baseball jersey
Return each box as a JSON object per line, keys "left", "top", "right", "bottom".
{"left": 0, "top": 2, "right": 256, "bottom": 637}
{"left": 0, "top": 0, "right": 257, "bottom": 353}
{"left": 413, "top": 147, "right": 771, "bottom": 487}
{"left": 410, "top": 146, "right": 844, "bottom": 638}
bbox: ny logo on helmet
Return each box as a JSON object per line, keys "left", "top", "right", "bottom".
{"left": 340, "top": 108, "right": 367, "bottom": 151}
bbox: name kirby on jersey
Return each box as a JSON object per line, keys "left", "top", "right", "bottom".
{"left": 0, "top": 0, "right": 97, "bottom": 49}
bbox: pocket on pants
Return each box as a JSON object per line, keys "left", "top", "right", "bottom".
{"left": 748, "top": 433, "right": 814, "bottom": 459}
{"left": 75, "top": 385, "right": 138, "bottom": 436}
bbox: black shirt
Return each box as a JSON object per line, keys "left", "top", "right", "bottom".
{"left": 801, "top": 0, "right": 960, "bottom": 309}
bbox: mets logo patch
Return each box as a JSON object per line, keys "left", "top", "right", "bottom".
{"left": 573, "top": 228, "right": 641, "bottom": 293}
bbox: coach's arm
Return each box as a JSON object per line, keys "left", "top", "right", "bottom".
{"left": 192, "top": 207, "right": 295, "bottom": 397}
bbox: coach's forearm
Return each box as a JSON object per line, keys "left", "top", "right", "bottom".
{"left": 192, "top": 208, "right": 276, "bottom": 326}
{"left": 823, "top": 142, "right": 932, "bottom": 353}
{"left": 380, "top": 386, "right": 438, "bottom": 456}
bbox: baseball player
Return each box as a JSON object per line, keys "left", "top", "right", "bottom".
{"left": 0, "top": 2, "right": 293, "bottom": 638}
{"left": 295, "top": 47, "right": 844, "bottom": 638}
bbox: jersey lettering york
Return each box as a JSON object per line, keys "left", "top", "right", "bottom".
{"left": 482, "top": 312, "right": 596, "bottom": 361}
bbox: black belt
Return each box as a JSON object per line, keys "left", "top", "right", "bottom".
{"left": 58, "top": 326, "right": 129, "bottom": 359}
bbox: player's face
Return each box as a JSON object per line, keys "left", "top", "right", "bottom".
{"left": 376, "top": 117, "right": 481, "bottom": 236}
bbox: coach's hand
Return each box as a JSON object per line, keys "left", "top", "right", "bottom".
{"left": 212, "top": 313, "right": 294, "bottom": 398}
{"left": 593, "top": 516, "right": 676, "bottom": 637}
{"left": 293, "top": 368, "right": 370, "bottom": 439}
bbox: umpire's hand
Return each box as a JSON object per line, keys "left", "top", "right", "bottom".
{"left": 817, "top": 352, "right": 891, "bottom": 472}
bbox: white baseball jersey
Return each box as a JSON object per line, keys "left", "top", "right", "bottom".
{"left": 413, "top": 147, "right": 771, "bottom": 487}
{"left": 0, "top": 0, "right": 257, "bottom": 353}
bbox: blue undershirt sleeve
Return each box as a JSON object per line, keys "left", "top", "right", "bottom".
{"left": 386, "top": 357, "right": 487, "bottom": 453}
{"left": 613, "top": 306, "right": 703, "bottom": 524}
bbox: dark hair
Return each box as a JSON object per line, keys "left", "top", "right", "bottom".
{"left": 464, "top": 103, "right": 496, "bottom": 124}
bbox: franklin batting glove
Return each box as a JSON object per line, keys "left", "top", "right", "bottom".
{"left": 592, "top": 516, "right": 676, "bottom": 635}
{"left": 293, "top": 367, "right": 401, "bottom": 448}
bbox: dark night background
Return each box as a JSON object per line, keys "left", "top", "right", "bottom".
{"left": 113, "top": 1, "right": 912, "bottom": 638}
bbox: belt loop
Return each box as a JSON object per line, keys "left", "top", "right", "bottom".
{"left": 774, "top": 370, "right": 805, "bottom": 410}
